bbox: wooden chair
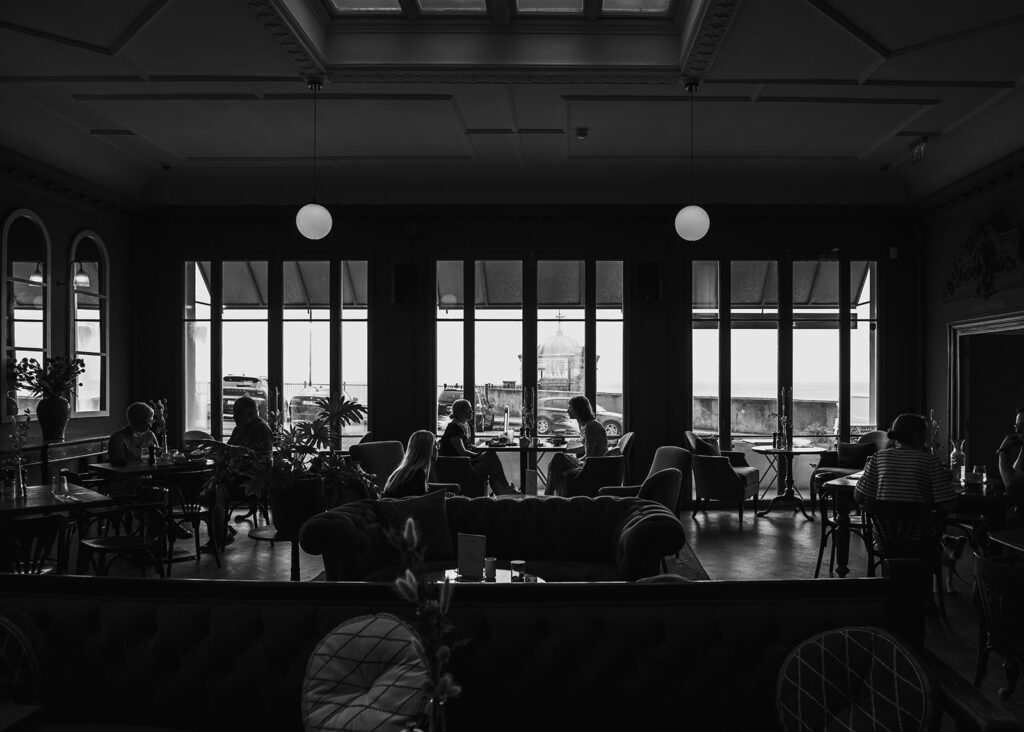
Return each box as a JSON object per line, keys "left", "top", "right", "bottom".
{"left": 973, "top": 552, "right": 1024, "bottom": 699}
{"left": 158, "top": 469, "right": 220, "bottom": 575}
{"left": 77, "top": 489, "right": 168, "bottom": 577}
{"left": 0, "top": 515, "right": 68, "bottom": 575}
{"left": 814, "top": 485, "right": 872, "bottom": 578}
{"left": 0, "top": 612, "right": 42, "bottom": 704}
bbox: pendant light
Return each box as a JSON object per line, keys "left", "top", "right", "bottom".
{"left": 296, "top": 79, "right": 332, "bottom": 240}
{"left": 675, "top": 79, "right": 710, "bottom": 242}
{"left": 29, "top": 263, "right": 43, "bottom": 283}
{"left": 73, "top": 262, "right": 91, "bottom": 288}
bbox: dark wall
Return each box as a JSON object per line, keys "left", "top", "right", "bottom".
{"left": 136, "top": 204, "right": 919, "bottom": 484}
{"left": 922, "top": 173, "right": 1024, "bottom": 463}
{"left": 0, "top": 175, "right": 134, "bottom": 446}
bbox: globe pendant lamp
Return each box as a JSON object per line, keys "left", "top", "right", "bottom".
{"left": 296, "top": 79, "right": 332, "bottom": 240}
{"left": 675, "top": 79, "right": 710, "bottom": 242}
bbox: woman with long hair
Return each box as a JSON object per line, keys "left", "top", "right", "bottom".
{"left": 384, "top": 430, "right": 437, "bottom": 498}
{"left": 547, "top": 395, "right": 609, "bottom": 496}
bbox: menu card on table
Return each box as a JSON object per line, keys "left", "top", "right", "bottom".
{"left": 457, "top": 533, "right": 486, "bottom": 580}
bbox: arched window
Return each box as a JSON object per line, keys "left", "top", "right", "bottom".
{"left": 70, "top": 232, "right": 109, "bottom": 415}
{"left": 2, "top": 209, "right": 51, "bottom": 416}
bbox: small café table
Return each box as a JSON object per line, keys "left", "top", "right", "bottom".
{"left": 753, "top": 445, "right": 826, "bottom": 521}
{"left": 0, "top": 482, "right": 112, "bottom": 518}
{"left": 427, "top": 568, "right": 545, "bottom": 583}
{"left": 822, "top": 474, "right": 1010, "bottom": 578}
{"left": 476, "top": 438, "right": 577, "bottom": 492}
{"left": 88, "top": 459, "right": 214, "bottom": 479}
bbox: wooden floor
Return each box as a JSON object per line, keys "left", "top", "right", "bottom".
{"left": 92, "top": 502, "right": 1024, "bottom": 727}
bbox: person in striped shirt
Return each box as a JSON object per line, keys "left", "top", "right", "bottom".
{"left": 855, "top": 413, "right": 959, "bottom": 510}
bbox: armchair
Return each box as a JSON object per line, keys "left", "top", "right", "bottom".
{"left": 348, "top": 440, "right": 405, "bottom": 494}
{"left": 599, "top": 446, "right": 691, "bottom": 514}
{"left": 434, "top": 456, "right": 487, "bottom": 497}
{"left": 599, "top": 468, "right": 682, "bottom": 515}
{"left": 683, "top": 430, "right": 753, "bottom": 470}
{"left": 809, "top": 430, "right": 889, "bottom": 512}
{"left": 684, "top": 431, "right": 759, "bottom": 519}
{"left": 563, "top": 455, "right": 625, "bottom": 497}
{"left": 606, "top": 431, "right": 635, "bottom": 480}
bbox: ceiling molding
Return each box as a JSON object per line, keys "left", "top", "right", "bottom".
{"left": 246, "top": 0, "right": 325, "bottom": 80}
{"left": 0, "top": 148, "right": 140, "bottom": 215}
{"left": 108, "top": 0, "right": 174, "bottom": 54}
{"left": 679, "top": 0, "right": 742, "bottom": 80}
{"left": 916, "top": 148, "right": 1024, "bottom": 215}
{"left": 802, "top": 0, "right": 888, "bottom": 59}
{"left": 890, "top": 13, "right": 1024, "bottom": 58}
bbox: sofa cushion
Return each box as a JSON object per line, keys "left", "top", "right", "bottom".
{"left": 837, "top": 442, "right": 877, "bottom": 469}
{"left": 377, "top": 490, "right": 454, "bottom": 561}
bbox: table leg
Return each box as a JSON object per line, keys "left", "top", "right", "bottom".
{"left": 757, "top": 455, "right": 815, "bottom": 521}
{"left": 290, "top": 538, "right": 300, "bottom": 582}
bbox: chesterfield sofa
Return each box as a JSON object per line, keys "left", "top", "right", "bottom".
{"left": 298, "top": 492, "right": 687, "bottom": 582}
{"left": 2, "top": 574, "right": 1014, "bottom": 732}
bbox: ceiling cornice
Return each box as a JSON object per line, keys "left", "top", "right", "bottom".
{"left": 679, "top": 0, "right": 741, "bottom": 79}
{"left": 246, "top": 0, "right": 326, "bottom": 80}
{"left": 0, "top": 148, "right": 140, "bottom": 216}
{"left": 915, "top": 147, "right": 1024, "bottom": 216}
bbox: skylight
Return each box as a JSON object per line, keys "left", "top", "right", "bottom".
{"left": 515, "top": 0, "right": 585, "bottom": 13}
{"left": 601, "top": 0, "right": 670, "bottom": 13}
{"left": 328, "top": 0, "right": 402, "bottom": 13}
{"left": 416, "top": 0, "right": 488, "bottom": 12}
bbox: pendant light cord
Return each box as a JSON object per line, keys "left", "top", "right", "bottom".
{"left": 312, "top": 82, "right": 319, "bottom": 203}
{"left": 689, "top": 84, "right": 694, "bottom": 201}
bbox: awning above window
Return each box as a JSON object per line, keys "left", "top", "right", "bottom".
{"left": 199, "top": 261, "right": 368, "bottom": 309}
{"left": 435, "top": 260, "right": 624, "bottom": 308}
{"left": 692, "top": 260, "right": 870, "bottom": 310}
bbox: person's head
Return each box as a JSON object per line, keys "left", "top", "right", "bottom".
{"left": 567, "top": 395, "right": 595, "bottom": 422}
{"left": 404, "top": 430, "right": 437, "bottom": 470}
{"left": 887, "top": 413, "right": 928, "bottom": 448}
{"left": 451, "top": 398, "right": 473, "bottom": 423}
{"left": 232, "top": 396, "right": 259, "bottom": 425}
{"left": 126, "top": 402, "right": 154, "bottom": 432}
{"left": 1014, "top": 406, "right": 1024, "bottom": 434}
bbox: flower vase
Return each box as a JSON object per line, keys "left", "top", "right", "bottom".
{"left": 36, "top": 396, "right": 70, "bottom": 441}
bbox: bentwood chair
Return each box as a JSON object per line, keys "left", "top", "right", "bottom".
{"left": 159, "top": 469, "right": 220, "bottom": 575}
{"left": 0, "top": 612, "right": 41, "bottom": 705}
{"left": 0, "top": 515, "right": 68, "bottom": 575}
{"left": 973, "top": 552, "right": 1024, "bottom": 698}
{"left": 77, "top": 488, "right": 168, "bottom": 577}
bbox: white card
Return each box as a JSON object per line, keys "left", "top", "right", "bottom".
{"left": 457, "top": 533, "right": 486, "bottom": 579}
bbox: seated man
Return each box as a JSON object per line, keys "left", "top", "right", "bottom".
{"left": 201, "top": 396, "right": 274, "bottom": 550}
{"left": 108, "top": 402, "right": 158, "bottom": 466}
{"left": 998, "top": 405, "right": 1024, "bottom": 498}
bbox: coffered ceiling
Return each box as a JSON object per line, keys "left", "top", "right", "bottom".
{"left": 1, "top": 0, "right": 1022, "bottom": 207}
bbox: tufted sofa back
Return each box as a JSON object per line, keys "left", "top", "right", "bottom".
{"left": 0, "top": 574, "right": 914, "bottom": 732}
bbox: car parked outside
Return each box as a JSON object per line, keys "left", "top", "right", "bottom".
{"left": 436, "top": 386, "right": 496, "bottom": 433}
{"left": 288, "top": 385, "right": 365, "bottom": 426}
{"left": 222, "top": 375, "right": 268, "bottom": 430}
{"left": 535, "top": 396, "right": 623, "bottom": 437}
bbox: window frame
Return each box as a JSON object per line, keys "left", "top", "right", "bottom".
{"left": 69, "top": 230, "right": 110, "bottom": 418}
{"left": 2, "top": 208, "right": 52, "bottom": 418}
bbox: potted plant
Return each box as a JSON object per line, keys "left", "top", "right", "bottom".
{"left": 14, "top": 356, "right": 85, "bottom": 441}
{"left": 245, "top": 441, "right": 324, "bottom": 534}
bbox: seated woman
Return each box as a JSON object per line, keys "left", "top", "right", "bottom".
{"left": 108, "top": 402, "right": 158, "bottom": 466}
{"left": 383, "top": 430, "right": 436, "bottom": 499}
{"left": 998, "top": 406, "right": 1024, "bottom": 497}
{"left": 547, "top": 395, "right": 609, "bottom": 497}
{"left": 854, "top": 413, "right": 958, "bottom": 510}
{"left": 440, "top": 399, "right": 516, "bottom": 495}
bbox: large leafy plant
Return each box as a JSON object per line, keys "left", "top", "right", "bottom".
{"left": 14, "top": 356, "right": 85, "bottom": 399}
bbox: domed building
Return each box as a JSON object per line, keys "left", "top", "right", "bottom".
{"left": 535, "top": 325, "right": 597, "bottom": 392}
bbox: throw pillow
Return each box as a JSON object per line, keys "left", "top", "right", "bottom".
{"left": 837, "top": 441, "right": 877, "bottom": 469}
{"left": 380, "top": 489, "right": 455, "bottom": 561}
{"left": 303, "top": 613, "right": 429, "bottom": 732}
{"left": 693, "top": 436, "right": 721, "bottom": 457}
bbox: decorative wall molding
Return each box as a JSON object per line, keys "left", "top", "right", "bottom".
{"left": 246, "top": 0, "right": 325, "bottom": 80}
{"left": 918, "top": 151, "right": 1024, "bottom": 215}
{"left": 681, "top": 0, "right": 742, "bottom": 79}
{"left": 943, "top": 224, "right": 1023, "bottom": 301}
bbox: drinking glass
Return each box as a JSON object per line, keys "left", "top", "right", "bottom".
{"left": 972, "top": 465, "right": 987, "bottom": 484}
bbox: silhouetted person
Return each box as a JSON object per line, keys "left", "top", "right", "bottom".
{"left": 108, "top": 402, "right": 158, "bottom": 466}
{"left": 440, "top": 399, "right": 515, "bottom": 494}
{"left": 547, "top": 395, "right": 608, "bottom": 496}
{"left": 384, "top": 430, "right": 436, "bottom": 498}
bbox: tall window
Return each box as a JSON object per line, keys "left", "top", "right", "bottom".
{"left": 283, "top": 261, "right": 329, "bottom": 428}
{"left": 435, "top": 258, "right": 625, "bottom": 439}
{"left": 476, "top": 260, "right": 522, "bottom": 435}
{"left": 222, "top": 261, "right": 269, "bottom": 436}
{"left": 3, "top": 211, "right": 49, "bottom": 416}
{"left": 851, "top": 261, "right": 878, "bottom": 433}
{"left": 436, "top": 261, "right": 465, "bottom": 434}
{"left": 70, "top": 233, "right": 108, "bottom": 414}
{"left": 184, "top": 262, "right": 211, "bottom": 433}
{"left": 339, "top": 261, "right": 369, "bottom": 446}
{"left": 595, "top": 261, "right": 625, "bottom": 437}
{"left": 692, "top": 261, "right": 718, "bottom": 433}
{"left": 537, "top": 260, "right": 582, "bottom": 435}
{"left": 730, "top": 260, "right": 778, "bottom": 439}
{"left": 792, "top": 260, "right": 838, "bottom": 446}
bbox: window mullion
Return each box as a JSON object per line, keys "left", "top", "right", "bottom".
{"left": 839, "top": 259, "right": 851, "bottom": 442}
{"left": 211, "top": 262, "right": 223, "bottom": 440}
{"left": 584, "top": 259, "right": 596, "bottom": 406}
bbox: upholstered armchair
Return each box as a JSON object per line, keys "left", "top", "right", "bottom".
{"left": 683, "top": 431, "right": 759, "bottom": 519}
{"left": 599, "top": 446, "right": 691, "bottom": 514}
{"left": 809, "top": 430, "right": 890, "bottom": 511}
{"left": 348, "top": 440, "right": 405, "bottom": 494}
{"left": 434, "top": 456, "right": 487, "bottom": 497}
{"left": 599, "top": 468, "right": 682, "bottom": 515}
{"left": 563, "top": 455, "right": 625, "bottom": 497}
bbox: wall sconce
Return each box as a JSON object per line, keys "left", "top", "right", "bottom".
{"left": 440, "top": 293, "right": 457, "bottom": 313}
{"left": 29, "top": 263, "right": 43, "bottom": 283}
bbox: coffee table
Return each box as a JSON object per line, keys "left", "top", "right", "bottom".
{"left": 428, "top": 568, "right": 544, "bottom": 583}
